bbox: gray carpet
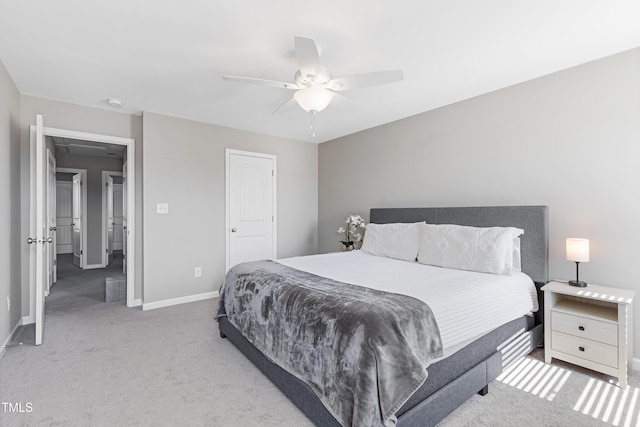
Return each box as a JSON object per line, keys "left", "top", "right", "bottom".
{"left": 1, "top": 258, "right": 638, "bottom": 426}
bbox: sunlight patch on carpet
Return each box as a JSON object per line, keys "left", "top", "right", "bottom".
{"left": 497, "top": 357, "right": 571, "bottom": 401}
{"left": 573, "top": 378, "right": 639, "bottom": 426}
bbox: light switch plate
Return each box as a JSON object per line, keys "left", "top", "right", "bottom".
{"left": 156, "top": 203, "right": 169, "bottom": 214}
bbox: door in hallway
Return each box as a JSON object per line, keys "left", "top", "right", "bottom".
{"left": 55, "top": 181, "right": 73, "bottom": 254}
{"left": 46, "top": 150, "right": 57, "bottom": 292}
{"left": 106, "top": 174, "right": 114, "bottom": 265}
{"left": 113, "top": 184, "right": 123, "bottom": 251}
{"left": 122, "top": 161, "right": 127, "bottom": 275}
{"left": 72, "top": 173, "right": 83, "bottom": 268}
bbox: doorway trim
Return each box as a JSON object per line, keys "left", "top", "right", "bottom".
{"left": 225, "top": 148, "right": 277, "bottom": 272}
{"left": 101, "top": 171, "right": 123, "bottom": 267}
{"left": 57, "top": 167, "right": 88, "bottom": 270}
{"left": 29, "top": 126, "right": 137, "bottom": 318}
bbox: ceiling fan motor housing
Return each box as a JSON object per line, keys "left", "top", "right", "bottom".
{"left": 295, "top": 67, "right": 332, "bottom": 88}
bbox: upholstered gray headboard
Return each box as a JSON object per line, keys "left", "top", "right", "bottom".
{"left": 369, "top": 206, "right": 549, "bottom": 284}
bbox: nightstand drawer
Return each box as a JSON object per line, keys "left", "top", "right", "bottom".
{"left": 551, "top": 331, "right": 618, "bottom": 368}
{"left": 551, "top": 311, "right": 618, "bottom": 346}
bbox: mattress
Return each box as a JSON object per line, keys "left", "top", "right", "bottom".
{"left": 278, "top": 250, "right": 539, "bottom": 352}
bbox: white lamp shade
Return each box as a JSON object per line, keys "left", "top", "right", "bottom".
{"left": 566, "top": 238, "right": 590, "bottom": 262}
{"left": 294, "top": 87, "right": 334, "bottom": 112}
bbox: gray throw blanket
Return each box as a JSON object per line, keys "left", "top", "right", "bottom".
{"left": 215, "top": 260, "right": 443, "bottom": 427}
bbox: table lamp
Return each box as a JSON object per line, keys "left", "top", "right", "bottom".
{"left": 566, "top": 238, "right": 589, "bottom": 287}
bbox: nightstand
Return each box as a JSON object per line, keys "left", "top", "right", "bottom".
{"left": 542, "top": 280, "right": 635, "bottom": 388}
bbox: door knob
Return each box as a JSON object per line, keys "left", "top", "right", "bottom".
{"left": 27, "top": 237, "right": 36, "bottom": 244}
{"left": 44, "top": 237, "right": 53, "bottom": 243}
{"left": 231, "top": 228, "right": 237, "bottom": 232}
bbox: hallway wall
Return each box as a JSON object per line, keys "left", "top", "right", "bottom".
{"left": 0, "top": 60, "right": 21, "bottom": 354}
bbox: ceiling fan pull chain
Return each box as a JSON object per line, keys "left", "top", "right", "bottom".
{"left": 310, "top": 111, "right": 316, "bottom": 138}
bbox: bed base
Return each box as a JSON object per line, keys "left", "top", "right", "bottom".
{"left": 219, "top": 316, "right": 543, "bottom": 427}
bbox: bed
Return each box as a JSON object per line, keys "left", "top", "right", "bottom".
{"left": 216, "top": 206, "right": 548, "bottom": 426}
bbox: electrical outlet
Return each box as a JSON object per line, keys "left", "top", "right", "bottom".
{"left": 6, "top": 295, "right": 10, "bottom": 312}
{"left": 194, "top": 267, "right": 202, "bottom": 278}
{"left": 156, "top": 203, "right": 169, "bottom": 214}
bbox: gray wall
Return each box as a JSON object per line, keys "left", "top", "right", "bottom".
{"left": 20, "top": 96, "right": 144, "bottom": 317}
{"left": 56, "top": 153, "right": 124, "bottom": 265}
{"left": 0, "top": 60, "right": 21, "bottom": 351}
{"left": 142, "top": 112, "right": 318, "bottom": 304}
{"left": 319, "top": 48, "right": 640, "bottom": 358}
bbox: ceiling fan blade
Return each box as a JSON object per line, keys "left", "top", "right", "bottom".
{"left": 272, "top": 97, "right": 298, "bottom": 114}
{"left": 327, "top": 70, "right": 404, "bottom": 91}
{"left": 222, "top": 75, "right": 299, "bottom": 89}
{"left": 330, "top": 91, "right": 356, "bottom": 108}
{"left": 295, "top": 36, "right": 321, "bottom": 79}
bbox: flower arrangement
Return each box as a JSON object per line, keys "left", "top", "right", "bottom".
{"left": 337, "top": 214, "right": 366, "bottom": 251}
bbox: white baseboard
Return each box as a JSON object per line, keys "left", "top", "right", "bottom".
{"left": 133, "top": 298, "right": 142, "bottom": 307}
{"left": 84, "top": 263, "right": 105, "bottom": 270}
{"left": 142, "top": 291, "right": 219, "bottom": 311}
{"left": 633, "top": 357, "right": 640, "bottom": 372}
{"left": 1, "top": 318, "right": 25, "bottom": 360}
{"left": 21, "top": 315, "right": 34, "bottom": 325}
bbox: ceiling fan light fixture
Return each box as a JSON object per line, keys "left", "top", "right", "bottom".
{"left": 294, "top": 87, "right": 334, "bottom": 113}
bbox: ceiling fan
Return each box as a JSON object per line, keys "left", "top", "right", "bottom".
{"left": 222, "top": 36, "right": 403, "bottom": 135}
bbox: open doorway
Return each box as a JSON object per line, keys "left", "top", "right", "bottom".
{"left": 53, "top": 139, "right": 127, "bottom": 303}
{"left": 29, "top": 116, "right": 137, "bottom": 345}
{"left": 55, "top": 168, "right": 87, "bottom": 270}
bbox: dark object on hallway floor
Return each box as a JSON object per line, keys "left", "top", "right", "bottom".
{"left": 105, "top": 275, "right": 126, "bottom": 303}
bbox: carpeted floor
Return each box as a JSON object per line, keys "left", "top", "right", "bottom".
{"left": 1, "top": 258, "right": 638, "bottom": 426}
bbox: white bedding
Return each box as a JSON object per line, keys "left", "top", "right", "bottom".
{"left": 277, "top": 250, "right": 538, "bottom": 352}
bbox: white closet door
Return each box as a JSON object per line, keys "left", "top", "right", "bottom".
{"left": 227, "top": 150, "right": 276, "bottom": 271}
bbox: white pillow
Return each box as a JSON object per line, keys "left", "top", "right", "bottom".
{"left": 417, "top": 223, "right": 524, "bottom": 275}
{"left": 512, "top": 237, "right": 522, "bottom": 272}
{"left": 360, "top": 222, "right": 421, "bottom": 262}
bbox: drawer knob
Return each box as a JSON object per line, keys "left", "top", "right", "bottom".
{"left": 579, "top": 346, "right": 585, "bottom": 352}
{"left": 578, "top": 326, "right": 585, "bottom": 331}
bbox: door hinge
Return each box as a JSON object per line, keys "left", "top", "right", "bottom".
{"left": 272, "top": 170, "right": 274, "bottom": 176}
{"left": 80, "top": 250, "right": 83, "bottom": 255}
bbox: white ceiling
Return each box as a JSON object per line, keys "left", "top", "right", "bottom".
{"left": 1, "top": 1, "right": 639, "bottom": 143}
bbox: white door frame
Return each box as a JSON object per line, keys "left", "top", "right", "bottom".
{"left": 29, "top": 126, "right": 137, "bottom": 314}
{"left": 102, "top": 171, "right": 123, "bottom": 267}
{"left": 225, "top": 148, "right": 277, "bottom": 272}
{"left": 57, "top": 167, "right": 88, "bottom": 269}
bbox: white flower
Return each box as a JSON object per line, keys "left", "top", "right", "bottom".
{"left": 337, "top": 214, "right": 366, "bottom": 248}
